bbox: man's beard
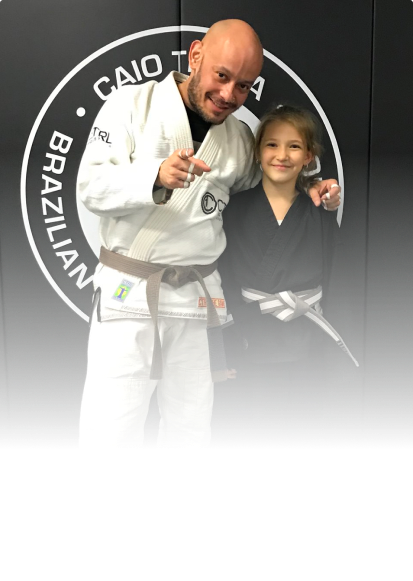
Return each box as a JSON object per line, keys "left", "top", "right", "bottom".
{"left": 187, "top": 68, "right": 235, "bottom": 125}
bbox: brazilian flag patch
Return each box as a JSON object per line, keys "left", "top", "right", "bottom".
{"left": 112, "top": 279, "right": 134, "bottom": 303}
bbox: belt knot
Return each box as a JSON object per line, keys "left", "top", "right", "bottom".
{"left": 240, "top": 285, "right": 359, "bottom": 367}
{"left": 162, "top": 265, "right": 197, "bottom": 288}
{"left": 282, "top": 292, "right": 311, "bottom": 321}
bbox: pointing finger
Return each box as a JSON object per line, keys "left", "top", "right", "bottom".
{"left": 188, "top": 157, "right": 211, "bottom": 174}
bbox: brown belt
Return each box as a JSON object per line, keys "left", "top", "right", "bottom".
{"left": 99, "top": 246, "right": 227, "bottom": 382}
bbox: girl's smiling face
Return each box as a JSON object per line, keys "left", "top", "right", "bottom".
{"left": 259, "top": 120, "right": 313, "bottom": 188}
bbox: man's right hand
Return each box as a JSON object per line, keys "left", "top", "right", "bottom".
{"left": 155, "top": 148, "right": 211, "bottom": 190}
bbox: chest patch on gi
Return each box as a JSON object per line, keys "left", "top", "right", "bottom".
{"left": 198, "top": 297, "right": 225, "bottom": 308}
{"left": 201, "top": 192, "right": 226, "bottom": 220}
{"left": 112, "top": 279, "right": 134, "bottom": 303}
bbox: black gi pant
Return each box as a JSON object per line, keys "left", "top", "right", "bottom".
{"left": 242, "top": 347, "right": 325, "bottom": 440}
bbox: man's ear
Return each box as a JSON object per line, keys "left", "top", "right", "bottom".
{"left": 188, "top": 40, "right": 203, "bottom": 71}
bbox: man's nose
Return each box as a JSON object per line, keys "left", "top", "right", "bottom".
{"left": 219, "top": 83, "right": 236, "bottom": 104}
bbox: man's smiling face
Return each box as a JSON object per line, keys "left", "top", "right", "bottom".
{"left": 184, "top": 21, "right": 263, "bottom": 124}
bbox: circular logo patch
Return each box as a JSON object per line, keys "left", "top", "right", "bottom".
{"left": 201, "top": 193, "right": 217, "bottom": 215}
{"left": 21, "top": 25, "right": 343, "bottom": 321}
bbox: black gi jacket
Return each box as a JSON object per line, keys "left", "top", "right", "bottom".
{"left": 219, "top": 181, "right": 341, "bottom": 367}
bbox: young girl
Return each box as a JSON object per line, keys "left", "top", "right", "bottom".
{"left": 218, "top": 105, "right": 357, "bottom": 440}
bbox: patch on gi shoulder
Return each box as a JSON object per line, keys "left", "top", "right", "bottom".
{"left": 198, "top": 297, "right": 226, "bottom": 308}
{"left": 112, "top": 279, "right": 134, "bottom": 303}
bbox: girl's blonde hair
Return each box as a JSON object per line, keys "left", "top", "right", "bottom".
{"left": 255, "top": 104, "right": 323, "bottom": 190}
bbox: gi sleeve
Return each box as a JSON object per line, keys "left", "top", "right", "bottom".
{"left": 76, "top": 85, "right": 160, "bottom": 218}
{"left": 321, "top": 210, "right": 342, "bottom": 316}
{"left": 229, "top": 122, "right": 262, "bottom": 195}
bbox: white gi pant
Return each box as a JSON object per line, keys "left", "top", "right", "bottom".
{"left": 79, "top": 315, "right": 214, "bottom": 449}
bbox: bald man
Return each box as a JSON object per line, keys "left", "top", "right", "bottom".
{"left": 77, "top": 20, "right": 341, "bottom": 449}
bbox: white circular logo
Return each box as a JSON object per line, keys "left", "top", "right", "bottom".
{"left": 21, "top": 25, "right": 343, "bottom": 322}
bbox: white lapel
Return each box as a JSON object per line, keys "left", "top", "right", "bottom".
{"left": 129, "top": 72, "right": 228, "bottom": 261}
{"left": 152, "top": 71, "right": 227, "bottom": 175}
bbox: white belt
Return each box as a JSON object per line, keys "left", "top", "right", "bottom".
{"left": 241, "top": 285, "right": 359, "bottom": 367}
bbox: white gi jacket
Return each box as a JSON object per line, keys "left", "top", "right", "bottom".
{"left": 77, "top": 71, "right": 260, "bottom": 322}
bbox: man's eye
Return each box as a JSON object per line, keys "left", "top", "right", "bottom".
{"left": 217, "top": 72, "right": 226, "bottom": 79}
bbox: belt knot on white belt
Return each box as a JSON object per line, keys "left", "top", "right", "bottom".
{"left": 241, "top": 286, "right": 359, "bottom": 367}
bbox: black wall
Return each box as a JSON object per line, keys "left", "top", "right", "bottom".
{"left": 0, "top": 0, "right": 411, "bottom": 445}
{"left": 365, "top": 1, "right": 413, "bottom": 435}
